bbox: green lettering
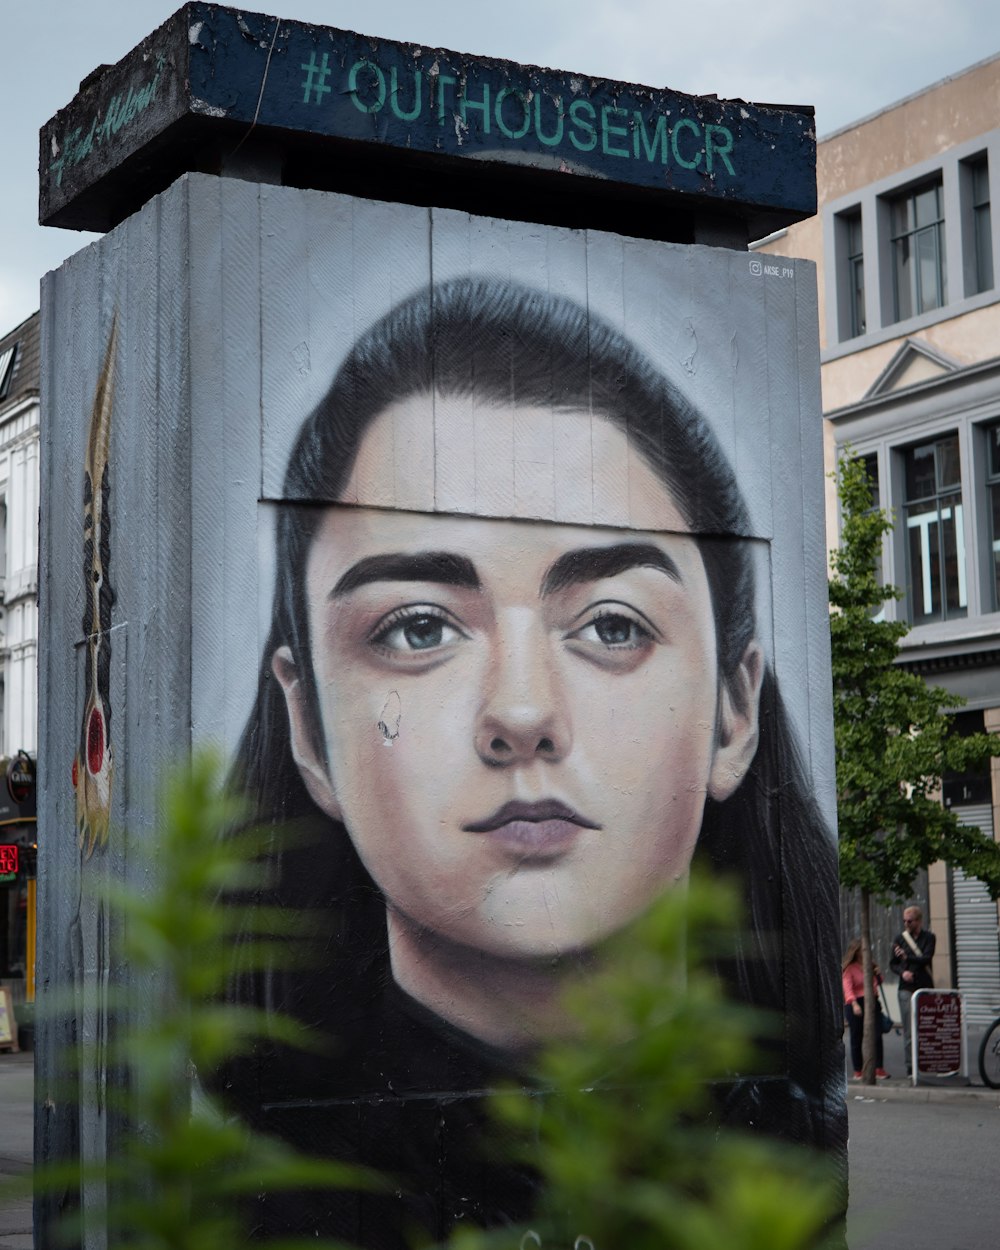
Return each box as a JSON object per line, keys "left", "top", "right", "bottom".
{"left": 80, "top": 117, "right": 96, "bottom": 158}
{"left": 633, "top": 111, "right": 669, "bottom": 164}
{"left": 601, "top": 105, "right": 629, "bottom": 158}
{"left": 105, "top": 94, "right": 122, "bottom": 136}
{"left": 83, "top": 117, "right": 97, "bottom": 157}
{"left": 435, "top": 73, "right": 456, "bottom": 124}
{"left": 671, "top": 117, "right": 703, "bottom": 169}
{"left": 121, "top": 88, "right": 137, "bottom": 129}
{"left": 389, "top": 67, "right": 422, "bottom": 122}
{"left": 348, "top": 60, "right": 386, "bottom": 113}
{"left": 568, "top": 99, "right": 596, "bottom": 151}
{"left": 495, "top": 86, "right": 531, "bottom": 139}
{"left": 460, "top": 81, "right": 491, "bottom": 132}
{"left": 705, "top": 124, "right": 735, "bottom": 175}
{"left": 534, "top": 93, "right": 564, "bottom": 147}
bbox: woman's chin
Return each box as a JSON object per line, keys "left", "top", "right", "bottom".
{"left": 464, "top": 888, "right": 664, "bottom": 960}
{"left": 433, "top": 915, "right": 616, "bottom": 963}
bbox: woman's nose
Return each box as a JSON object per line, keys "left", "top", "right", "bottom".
{"left": 474, "top": 615, "right": 570, "bottom": 767}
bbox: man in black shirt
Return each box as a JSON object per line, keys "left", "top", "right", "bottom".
{"left": 890, "top": 905, "right": 936, "bottom": 1076}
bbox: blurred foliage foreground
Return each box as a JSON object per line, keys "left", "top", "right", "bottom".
{"left": 15, "top": 755, "right": 840, "bottom": 1250}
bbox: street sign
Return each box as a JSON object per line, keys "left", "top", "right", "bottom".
{"left": 0, "top": 844, "right": 18, "bottom": 883}
{"left": 6, "top": 752, "right": 34, "bottom": 805}
{"left": 912, "top": 989, "right": 968, "bottom": 1083}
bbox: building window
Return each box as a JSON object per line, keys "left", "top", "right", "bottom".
{"left": 0, "top": 499, "right": 7, "bottom": 598}
{"left": 860, "top": 452, "right": 880, "bottom": 510}
{"left": 856, "top": 452, "right": 884, "bottom": 612}
{"left": 986, "top": 424, "right": 1000, "bottom": 609}
{"left": 971, "top": 157, "right": 993, "bottom": 295}
{"left": 890, "top": 179, "right": 947, "bottom": 322}
{"left": 903, "top": 433, "right": 966, "bottom": 624}
{"left": 0, "top": 346, "right": 15, "bottom": 402}
{"left": 942, "top": 710, "right": 993, "bottom": 807}
{"left": 844, "top": 211, "right": 865, "bottom": 338}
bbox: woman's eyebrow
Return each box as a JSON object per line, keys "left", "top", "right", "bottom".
{"left": 541, "top": 543, "right": 682, "bottom": 595}
{"left": 331, "top": 551, "right": 481, "bottom": 597}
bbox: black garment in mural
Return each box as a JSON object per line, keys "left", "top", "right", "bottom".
{"left": 212, "top": 823, "right": 844, "bottom": 1249}
{"left": 230, "top": 982, "right": 535, "bottom": 1248}
{"left": 221, "top": 979, "right": 836, "bottom": 1250}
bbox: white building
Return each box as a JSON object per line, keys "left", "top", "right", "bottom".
{"left": 0, "top": 312, "right": 39, "bottom": 759}
{"left": 0, "top": 309, "right": 39, "bottom": 1002}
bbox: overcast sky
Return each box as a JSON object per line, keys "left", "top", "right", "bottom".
{"left": 2, "top": 0, "right": 998, "bottom": 329}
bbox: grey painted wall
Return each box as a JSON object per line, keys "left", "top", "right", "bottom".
{"left": 38, "top": 173, "right": 841, "bottom": 1246}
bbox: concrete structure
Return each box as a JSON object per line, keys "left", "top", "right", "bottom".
{"left": 34, "top": 10, "right": 844, "bottom": 1246}
{"left": 759, "top": 54, "right": 1000, "bottom": 1020}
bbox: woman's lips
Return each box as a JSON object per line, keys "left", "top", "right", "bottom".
{"left": 463, "top": 800, "right": 601, "bottom": 857}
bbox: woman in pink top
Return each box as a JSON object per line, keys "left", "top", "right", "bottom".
{"left": 843, "top": 938, "right": 888, "bottom": 1079}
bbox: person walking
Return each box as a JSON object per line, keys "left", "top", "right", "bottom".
{"left": 842, "top": 939, "right": 889, "bottom": 1079}
{"left": 890, "top": 905, "right": 935, "bottom": 1076}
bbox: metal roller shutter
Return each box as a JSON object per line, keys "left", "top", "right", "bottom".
{"left": 950, "top": 803, "right": 1000, "bottom": 1025}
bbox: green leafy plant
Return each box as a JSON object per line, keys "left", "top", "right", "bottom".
{"left": 35, "top": 751, "right": 372, "bottom": 1250}
{"left": 15, "top": 758, "right": 841, "bottom": 1250}
{"left": 448, "top": 877, "right": 841, "bottom": 1250}
{"left": 830, "top": 451, "right": 1000, "bottom": 1082}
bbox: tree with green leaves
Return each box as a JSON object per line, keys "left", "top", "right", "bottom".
{"left": 830, "top": 452, "right": 1000, "bottom": 1085}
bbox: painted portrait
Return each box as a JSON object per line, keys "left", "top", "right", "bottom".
{"left": 201, "top": 201, "right": 843, "bottom": 1246}
{"left": 37, "top": 173, "right": 841, "bottom": 1250}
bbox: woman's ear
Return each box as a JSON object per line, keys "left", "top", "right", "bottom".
{"left": 272, "top": 645, "right": 343, "bottom": 822}
{"left": 707, "top": 642, "right": 764, "bottom": 802}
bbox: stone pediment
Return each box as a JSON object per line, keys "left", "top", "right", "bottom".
{"left": 865, "top": 338, "right": 961, "bottom": 398}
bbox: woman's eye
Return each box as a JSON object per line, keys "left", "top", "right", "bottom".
{"left": 398, "top": 616, "right": 448, "bottom": 650}
{"left": 371, "top": 609, "right": 465, "bottom": 654}
{"left": 573, "top": 611, "right": 652, "bottom": 649}
{"left": 593, "top": 615, "right": 637, "bottom": 646}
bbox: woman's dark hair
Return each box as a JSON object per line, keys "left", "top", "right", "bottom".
{"left": 228, "top": 275, "right": 843, "bottom": 1148}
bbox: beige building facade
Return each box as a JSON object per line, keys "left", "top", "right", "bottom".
{"left": 760, "top": 54, "right": 1000, "bottom": 1021}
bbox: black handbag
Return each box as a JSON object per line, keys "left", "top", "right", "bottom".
{"left": 878, "top": 982, "right": 894, "bottom": 1034}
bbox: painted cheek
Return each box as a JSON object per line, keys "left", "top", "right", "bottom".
{"left": 594, "top": 669, "right": 714, "bottom": 800}
{"left": 351, "top": 676, "right": 470, "bottom": 832}
{"left": 604, "top": 703, "right": 715, "bottom": 884}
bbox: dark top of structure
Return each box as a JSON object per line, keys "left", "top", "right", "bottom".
{"left": 40, "top": 4, "right": 816, "bottom": 247}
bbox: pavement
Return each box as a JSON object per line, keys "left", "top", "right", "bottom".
{"left": 847, "top": 1071, "right": 1000, "bottom": 1104}
{"left": 844, "top": 1016, "right": 1000, "bottom": 1104}
{"left": 846, "top": 1091, "right": 1000, "bottom": 1250}
{"left": 0, "top": 1051, "right": 33, "bottom": 1250}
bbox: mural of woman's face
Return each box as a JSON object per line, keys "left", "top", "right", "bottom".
{"left": 275, "top": 398, "right": 763, "bottom": 961}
